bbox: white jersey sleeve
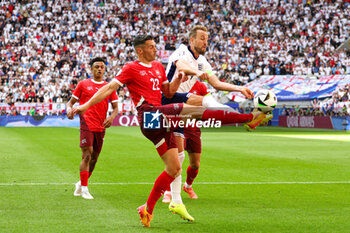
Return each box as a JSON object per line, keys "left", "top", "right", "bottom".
{"left": 165, "top": 44, "right": 189, "bottom": 82}
{"left": 165, "top": 44, "right": 214, "bottom": 93}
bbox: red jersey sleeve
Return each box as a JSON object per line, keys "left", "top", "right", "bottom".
{"left": 72, "top": 81, "right": 83, "bottom": 99}
{"left": 113, "top": 64, "right": 131, "bottom": 86}
{"left": 109, "top": 90, "right": 119, "bottom": 103}
{"left": 160, "top": 64, "right": 169, "bottom": 85}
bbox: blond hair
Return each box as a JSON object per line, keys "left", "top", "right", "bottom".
{"left": 189, "top": 25, "right": 208, "bottom": 38}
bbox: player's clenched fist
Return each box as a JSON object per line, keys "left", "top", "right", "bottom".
{"left": 67, "top": 108, "right": 74, "bottom": 119}
{"left": 72, "top": 105, "right": 88, "bottom": 115}
{"left": 177, "top": 71, "right": 188, "bottom": 82}
{"left": 196, "top": 71, "right": 210, "bottom": 81}
{"left": 103, "top": 116, "right": 113, "bottom": 128}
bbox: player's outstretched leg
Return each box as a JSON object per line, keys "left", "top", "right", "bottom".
{"left": 244, "top": 110, "right": 273, "bottom": 131}
{"left": 169, "top": 201, "right": 195, "bottom": 222}
{"left": 181, "top": 104, "right": 266, "bottom": 126}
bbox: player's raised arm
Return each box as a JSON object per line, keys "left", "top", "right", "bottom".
{"left": 175, "top": 60, "right": 210, "bottom": 81}
{"left": 73, "top": 80, "right": 120, "bottom": 115}
{"left": 206, "top": 72, "right": 254, "bottom": 99}
{"left": 176, "top": 58, "right": 253, "bottom": 99}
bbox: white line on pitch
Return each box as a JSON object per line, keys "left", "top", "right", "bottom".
{"left": 1, "top": 181, "right": 350, "bottom": 186}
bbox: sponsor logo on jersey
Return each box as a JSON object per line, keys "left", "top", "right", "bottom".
{"left": 140, "top": 71, "right": 147, "bottom": 76}
{"left": 87, "top": 87, "right": 93, "bottom": 90}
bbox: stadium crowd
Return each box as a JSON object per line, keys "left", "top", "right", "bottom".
{"left": 279, "top": 104, "right": 349, "bottom": 117}
{"left": 275, "top": 84, "right": 350, "bottom": 117}
{"left": 0, "top": 0, "right": 349, "bottom": 107}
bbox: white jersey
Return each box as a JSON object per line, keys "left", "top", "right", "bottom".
{"left": 166, "top": 44, "right": 213, "bottom": 93}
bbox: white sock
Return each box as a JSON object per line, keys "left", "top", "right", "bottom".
{"left": 81, "top": 186, "right": 88, "bottom": 192}
{"left": 164, "top": 190, "right": 171, "bottom": 196}
{"left": 202, "top": 94, "right": 238, "bottom": 112}
{"left": 184, "top": 182, "right": 191, "bottom": 188}
{"left": 171, "top": 151, "right": 185, "bottom": 204}
{"left": 171, "top": 175, "right": 183, "bottom": 204}
{"left": 178, "top": 151, "right": 185, "bottom": 165}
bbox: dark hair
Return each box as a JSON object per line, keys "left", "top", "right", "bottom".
{"left": 133, "top": 35, "right": 153, "bottom": 48}
{"left": 89, "top": 57, "right": 106, "bottom": 67}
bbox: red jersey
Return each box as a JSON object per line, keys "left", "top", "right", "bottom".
{"left": 73, "top": 79, "right": 118, "bottom": 132}
{"left": 114, "top": 61, "right": 168, "bottom": 107}
{"left": 189, "top": 81, "right": 209, "bottom": 96}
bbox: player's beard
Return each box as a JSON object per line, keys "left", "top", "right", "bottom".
{"left": 195, "top": 45, "right": 206, "bottom": 55}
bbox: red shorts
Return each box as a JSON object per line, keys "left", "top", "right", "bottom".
{"left": 80, "top": 129, "right": 105, "bottom": 154}
{"left": 184, "top": 128, "right": 202, "bottom": 153}
{"left": 137, "top": 102, "right": 184, "bottom": 156}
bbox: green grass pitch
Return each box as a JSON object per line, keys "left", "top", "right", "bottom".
{"left": 0, "top": 126, "right": 350, "bottom": 233}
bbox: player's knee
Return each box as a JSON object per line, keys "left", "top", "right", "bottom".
{"left": 168, "top": 165, "right": 182, "bottom": 178}
{"left": 90, "top": 151, "right": 100, "bottom": 163}
{"left": 174, "top": 167, "right": 182, "bottom": 177}
{"left": 81, "top": 148, "right": 92, "bottom": 162}
{"left": 190, "top": 162, "right": 200, "bottom": 170}
{"left": 82, "top": 154, "right": 91, "bottom": 162}
{"left": 90, "top": 158, "right": 97, "bottom": 165}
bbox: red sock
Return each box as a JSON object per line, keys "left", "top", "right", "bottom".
{"left": 165, "top": 183, "right": 171, "bottom": 192}
{"left": 202, "top": 109, "right": 253, "bottom": 124}
{"left": 146, "top": 171, "right": 175, "bottom": 214}
{"left": 186, "top": 166, "right": 199, "bottom": 186}
{"left": 80, "top": 171, "right": 89, "bottom": 186}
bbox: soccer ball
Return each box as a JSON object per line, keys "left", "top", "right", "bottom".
{"left": 253, "top": 90, "right": 277, "bottom": 113}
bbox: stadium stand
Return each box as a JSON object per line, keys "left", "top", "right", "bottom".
{"left": 0, "top": 0, "right": 349, "bottom": 116}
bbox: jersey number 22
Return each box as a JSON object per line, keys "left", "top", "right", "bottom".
{"left": 150, "top": 78, "right": 160, "bottom": 90}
